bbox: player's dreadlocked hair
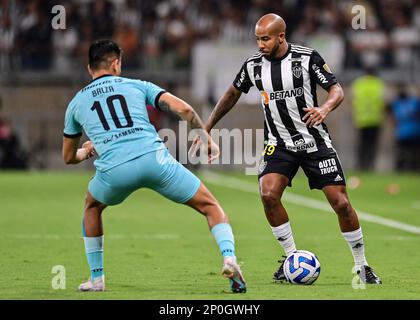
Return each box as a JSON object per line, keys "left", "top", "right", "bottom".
{"left": 88, "top": 40, "right": 122, "bottom": 71}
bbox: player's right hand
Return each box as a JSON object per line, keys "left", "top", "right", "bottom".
{"left": 208, "top": 138, "right": 220, "bottom": 163}
{"left": 82, "top": 140, "right": 96, "bottom": 159}
{"left": 188, "top": 135, "right": 220, "bottom": 163}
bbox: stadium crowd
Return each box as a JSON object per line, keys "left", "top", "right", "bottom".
{"left": 0, "top": 0, "right": 420, "bottom": 76}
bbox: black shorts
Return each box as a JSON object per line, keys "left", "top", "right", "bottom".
{"left": 258, "top": 145, "right": 346, "bottom": 190}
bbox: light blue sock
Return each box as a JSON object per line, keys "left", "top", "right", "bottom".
{"left": 82, "top": 222, "right": 104, "bottom": 280}
{"left": 211, "top": 223, "right": 236, "bottom": 258}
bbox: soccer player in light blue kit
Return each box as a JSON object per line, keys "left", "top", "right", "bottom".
{"left": 62, "top": 40, "right": 246, "bottom": 293}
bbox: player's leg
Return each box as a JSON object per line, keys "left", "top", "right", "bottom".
{"left": 323, "top": 185, "right": 381, "bottom": 284}
{"left": 323, "top": 185, "right": 359, "bottom": 232}
{"left": 146, "top": 149, "right": 246, "bottom": 292}
{"left": 185, "top": 182, "right": 229, "bottom": 228}
{"left": 301, "top": 147, "right": 381, "bottom": 284}
{"left": 184, "top": 182, "right": 246, "bottom": 293}
{"left": 257, "top": 149, "right": 300, "bottom": 281}
{"left": 259, "top": 173, "right": 297, "bottom": 281}
{"left": 79, "top": 191, "right": 107, "bottom": 291}
{"left": 78, "top": 162, "right": 138, "bottom": 292}
{"left": 259, "top": 173, "right": 290, "bottom": 226}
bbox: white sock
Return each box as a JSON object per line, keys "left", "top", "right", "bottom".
{"left": 271, "top": 222, "right": 296, "bottom": 256}
{"left": 342, "top": 227, "right": 368, "bottom": 268}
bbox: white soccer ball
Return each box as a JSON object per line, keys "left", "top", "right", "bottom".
{"left": 283, "top": 250, "right": 321, "bottom": 285}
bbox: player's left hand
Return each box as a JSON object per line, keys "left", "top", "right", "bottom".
{"left": 302, "top": 106, "right": 329, "bottom": 128}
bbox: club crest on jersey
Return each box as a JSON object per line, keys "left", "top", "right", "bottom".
{"left": 292, "top": 65, "right": 302, "bottom": 78}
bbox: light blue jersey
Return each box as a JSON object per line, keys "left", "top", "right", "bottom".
{"left": 64, "top": 74, "right": 201, "bottom": 206}
{"left": 64, "top": 75, "right": 166, "bottom": 172}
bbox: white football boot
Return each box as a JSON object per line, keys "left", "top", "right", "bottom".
{"left": 357, "top": 265, "right": 382, "bottom": 284}
{"left": 221, "top": 257, "right": 247, "bottom": 293}
{"left": 78, "top": 275, "right": 105, "bottom": 292}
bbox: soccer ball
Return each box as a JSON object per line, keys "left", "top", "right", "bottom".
{"left": 283, "top": 250, "right": 321, "bottom": 285}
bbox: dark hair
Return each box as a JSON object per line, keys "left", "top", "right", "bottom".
{"left": 88, "top": 40, "right": 122, "bottom": 70}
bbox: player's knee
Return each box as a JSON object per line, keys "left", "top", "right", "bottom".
{"left": 196, "top": 196, "right": 221, "bottom": 215}
{"left": 331, "top": 196, "right": 351, "bottom": 215}
{"left": 84, "top": 195, "right": 106, "bottom": 212}
{"left": 260, "top": 189, "right": 279, "bottom": 209}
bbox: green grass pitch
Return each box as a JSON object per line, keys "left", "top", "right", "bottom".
{"left": 0, "top": 170, "right": 419, "bottom": 300}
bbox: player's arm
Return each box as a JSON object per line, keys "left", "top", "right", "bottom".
{"left": 303, "top": 84, "right": 344, "bottom": 127}
{"left": 205, "top": 85, "right": 242, "bottom": 132}
{"left": 158, "top": 92, "right": 207, "bottom": 130}
{"left": 205, "top": 61, "right": 252, "bottom": 132}
{"left": 63, "top": 98, "right": 95, "bottom": 164}
{"left": 158, "top": 92, "right": 220, "bottom": 161}
{"left": 303, "top": 50, "right": 344, "bottom": 128}
{"left": 62, "top": 137, "right": 95, "bottom": 164}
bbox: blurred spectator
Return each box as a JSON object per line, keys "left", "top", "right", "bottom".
{"left": 51, "top": 2, "right": 79, "bottom": 72}
{"left": 218, "top": 3, "right": 251, "bottom": 44}
{"left": 88, "top": 0, "right": 114, "bottom": 40}
{"left": 0, "top": 0, "right": 418, "bottom": 78}
{"left": 351, "top": 67, "right": 386, "bottom": 170}
{"left": 389, "top": 86, "right": 420, "bottom": 171}
{"left": 0, "top": 12, "right": 16, "bottom": 72}
{"left": 0, "top": 97, "right": 28, "bottom": 169}
{"left": 390, "top": 9, "right": 420, "bottom": 71}
{"left": 113, "top": 22, "right": 140, "bottom": 69}
{"left": 348, "top": 15, "right": 388, "bottom": 69}
{"left": 76, "top": 19, "right": 94, "bottom": 69}
{"left": 17, "top": 0, "right": 52, "bottom": 70}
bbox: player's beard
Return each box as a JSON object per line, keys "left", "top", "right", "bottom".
{"left": 266, "top": 42, "right": 281, "bottom": 60}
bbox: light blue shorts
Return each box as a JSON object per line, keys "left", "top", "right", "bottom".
{"left": 88, "top": 148, "right": 201, "bottom": 205}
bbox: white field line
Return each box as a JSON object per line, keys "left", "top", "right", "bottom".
{"left": 201, "top": 171, "right": 420, "bottom": 236}
{"left": 1, "top": 234, "right": 418, "bottom": 241}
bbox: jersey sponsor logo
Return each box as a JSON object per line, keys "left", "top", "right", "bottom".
{"left": 236, "top": 69, "right": 246, "bottom": 87}
{"left": 268, "top": 87, "right": 304, "bottom": 101}
{"left": 286, "top": 141, "right": 315, "bottom": 151}
{"left": 312, "top": 64, "right": 329, "bottom": 84}
{"left": 294, "top": 138, "right": 305, "bottom": 146}
{"left": 318, "top": 158, "right": 338, "bottom": 174}
{"left": 102, "top": 127, "right": 144, "bottom": 145}
{"left": 289, "top": 57, "right": 303, "bottom": 62}
{"left": 261, "top": 91, "right": 270, "bottom": 104}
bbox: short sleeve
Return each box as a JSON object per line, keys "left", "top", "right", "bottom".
{"left": 232, "top": 62, "right": 253, "bottom": 93}
{"left": 309, "top": 50, "right": 338, "bottom": 90}
{"left": 143, "top": 81, "right": 166, "bottom": 108}
{"left": 63, "top": 99, "right": 82, "bottom": 138}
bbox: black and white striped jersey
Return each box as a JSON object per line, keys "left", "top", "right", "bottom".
{"left": 233, "top": 43, "right": 338, "bottom": 153}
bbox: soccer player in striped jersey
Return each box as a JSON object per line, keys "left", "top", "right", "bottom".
{"left": 200, "top": 14, "right": 381, "bottom": 284}
{"left": 62, "top": 40, "right": 246, "bottom": 293}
